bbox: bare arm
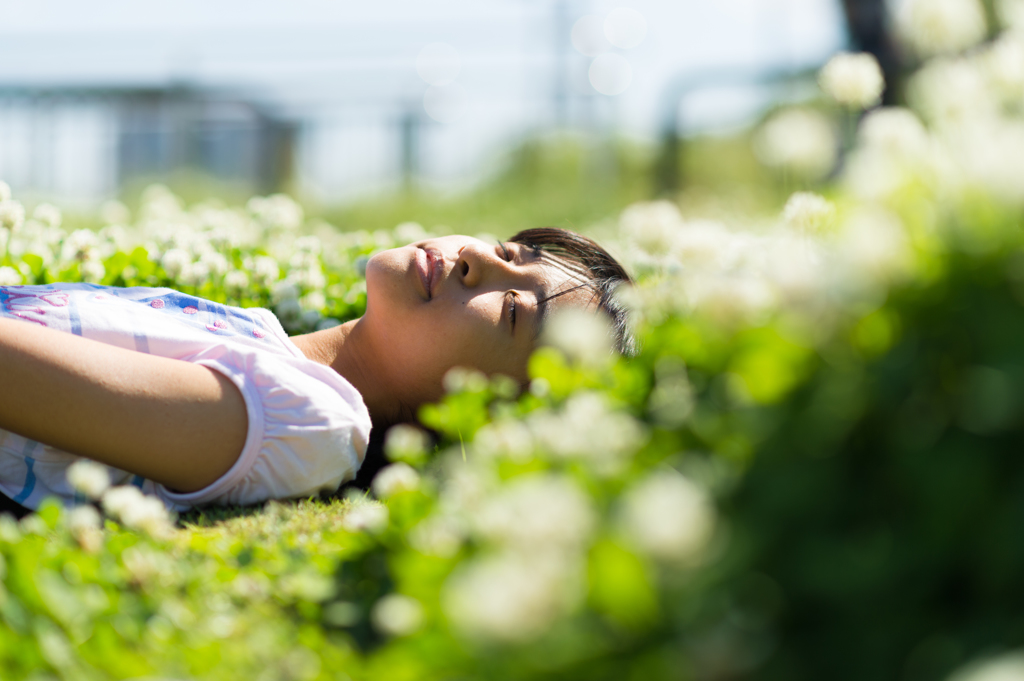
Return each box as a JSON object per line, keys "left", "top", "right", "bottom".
{"left": 0, "top": 317, "right": 248, "bottom": 493}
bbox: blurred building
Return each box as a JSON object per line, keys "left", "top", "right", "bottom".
{"left": 0, "top": 0, "right": 846, "bottom": 205}
{"left": 0, "top": 87, "right": 293, "bottom": 201}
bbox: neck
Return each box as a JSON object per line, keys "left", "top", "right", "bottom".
{"left": 289, "top": 319, "right": 400, "bottom": 426}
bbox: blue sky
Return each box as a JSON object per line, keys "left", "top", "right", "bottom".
{"left": 0, "top": 0, "right": 846, "bottom": 134}
{"left": 0, "top": 0, "right": 848, "bottom": 198}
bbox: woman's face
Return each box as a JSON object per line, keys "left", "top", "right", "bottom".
{"left": 363, "top": 234, "right": 591, "bottom": 403}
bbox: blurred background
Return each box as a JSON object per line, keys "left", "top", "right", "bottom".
{"left": 0, "top": 0, "right": 875, "bottom": 231}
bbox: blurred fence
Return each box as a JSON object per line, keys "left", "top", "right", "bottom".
{"left": 0, "top": 87, "right": 294, "bottom": 202}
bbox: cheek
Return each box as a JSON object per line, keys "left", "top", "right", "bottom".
{"left": 410, "top": 298, "right": 501, "bottom": 366}
{"left": 423, "top": 299, "right": 493, "bottom": 350}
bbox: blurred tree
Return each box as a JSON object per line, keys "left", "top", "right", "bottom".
{"left": 841, "top": 0, "right": 904, "bottom": 104}
{"left": 714, "top": 246, "right": 1024, "bottom": 681}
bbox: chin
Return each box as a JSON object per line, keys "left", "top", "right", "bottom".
{"left": 365, "top": 248, "right": 408, "bottom": 288}
{"left": 363, "top": 248, "right": 418, "bottom": 320}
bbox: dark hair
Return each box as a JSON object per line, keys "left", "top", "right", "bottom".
{"left": 509, "top": 227, "right": 637, "bottom": 357}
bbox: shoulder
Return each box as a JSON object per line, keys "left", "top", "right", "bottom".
{"left": 189, "top": 344, "right": 371, "bottom": 455}
{"left": 158, "top": 346, "right": 372, "bottom": 508}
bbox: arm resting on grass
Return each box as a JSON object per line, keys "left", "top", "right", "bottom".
{"left": 0, "top": 317, "right": 248, "bottom": 493}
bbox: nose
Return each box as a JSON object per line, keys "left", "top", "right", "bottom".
{"left": 456, "top": 243, "right": 503, "bottom": 289}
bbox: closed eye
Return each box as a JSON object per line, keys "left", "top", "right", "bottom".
{"left": 497, "top": 241, "right": 514, "bottom": 262}
{"left": 506, "top": 291, "right": 517, "bottom": 332}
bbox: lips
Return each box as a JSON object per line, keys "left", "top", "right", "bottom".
{"left": 416, "top": 246, "right": 445, "bottom": 299}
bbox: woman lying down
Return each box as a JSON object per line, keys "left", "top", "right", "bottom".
{"left": 0, "top": 228, "right": 633, "bottom": 516}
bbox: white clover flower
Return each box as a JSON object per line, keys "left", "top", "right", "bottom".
{"left": 618, "top": 469, "right": 716, "bottom": 563}
{"left": 300, "top": 291, "right": 326, "bottom": 312}
{"left": 67, "top": 505, "right": 103, "bottom": 552}
{"left": 442, "top": 366, "right": 489, "bottom": 393}
{"left": 858, "top": 107, "right": 931, "bottom": 158}
{"left": 22, "top": 238, "right": 54, "bottom": 267}
{"left": 620, "top": 200, "right": 684, "bottom": 255}
{"left": 898, "top": 0, "right": 987, "bottom": 56}
{"left": 66, "top": 459, "right": 111, "bottom": 499}
{"left": 910, "top": 57, "right": 995, "bottom": 124}
{"left": 251, "top": 256, "right": 280, "bottom": 286}
{"left": 293, "top": 235, "right": 322, "bottom": 255}
{"left": 438, "top": 460, "right": 497, "bottom": 516}
{"left": 843, "top": 149, "right": 909, "bottom": 201}
{"left": 98, "top": 225, "right": 128, "bottom": 259}
{"left": 19, "top": 514, "right": 48, "bottom": 536}
{"left": 395, "top": 221, "right": 428, "bottom": 245}
{"left": 999, "top": 0, "right": 1024, "bottom": 28}
{"left": 101, "top": 485, "right": 175, "bottom": 538}
{"left": 819, "top": 52, "right": 885, "bottom": 109}
{"left": 443, "top": 551, "right": 579, "bottom": 643}
{"left": 528, "top": 391, "right": 646, "bottom": 472}
{"left": 280, "top": 572, "right": 335, "bottom": 602}
{"left": 670, "top": 220, "right": 739, "bottom": 272}
{"left": 32, "top": 203, "right": 62, "bottom": 229}
{"left": 289, "top": 251, "right": 317, "bottom": 271}
{"left": 341, "top": 499, "right": 389, "bottom": 533}
{"left": 782, "top": 192, "right": 835, "bottom": 234}
{"left": 542, "top": 307, "right": 614, "bottom": 366}
{"left": 120, "top": 495, "right": 175, "bottom": 538}
{"left": 248, "top": 193, "right": 303, "bottom": 231}
{"left": 984, "top": 32, "right": 1024, "bottom": 101}
{"left": 60, "top": 229, "right": 99, "bottom": 263}
{"left": 372, "top": 463, "right": 421, "bottom": 499}
{"left": 691, "top": 274, "right": 777, "bottom": 324}
{"left": 0, "top": 200, "right": 25, "bottom": 232}
{"left": 753, "top": 109, "right": 838, "bottom": 179}
{"left": 946, "top": 651, "right": 1024, "bottom": 681}
{"left": 99, "top": 199, "right": 130, "bottom": 226}
{"left": 839, "top": 207, "right": 912, "bottom": 281}
{"left": 473, "top": 419, "right": 534, "bottom": 461}
{"left": 80, "top": 260, "right": 105, "bottom": 284}
{"left": 139, "top": 184, "right": 184, "bottom": 221}
{"left": 161, "top": 248, "right": 192, "bottom": 279}
{"left": 122, "top": 545, "right": 173, "bottom": 585}
{"left": 409, "top": 515, "right": 465, "bottom": 557}
{"left": 0, "top": 181, "right": 10, "bottom": 202}
{"left": 949, "top": 119, "right": 1024, "bottom": 204}
{"left": 291, "top": 265, "right": 327, "bottom": 291}
{"left": 0, "top": 266, "right": 21, "bottom": 286}
{"left": 384, "top": 424, "right": 431, "bottom": 463}
{"left": 181, "top": 261, "right": 210, "bottom": 288}
{"left": 373, "top": 229, "right": 396, "bottom": 248}
{"left": 101, "top": 485, "right": 145, "bottom": 517}
{"left": 199, "top": 250, "right": 229, "bottom": 277}
{"left": 224, "top": 269, "right": 250, "bottom": 297}
{"left": 68, "top": 504, "right": 101, "bottom": 533}
{"left": 371, "top": 594, "right": 424, "bottom": 637}
{"left": 764, "top": 233, "right": 826, "bottom": 300}
{"left": 473, "top": 474, "right": 595, "bottom": 550}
